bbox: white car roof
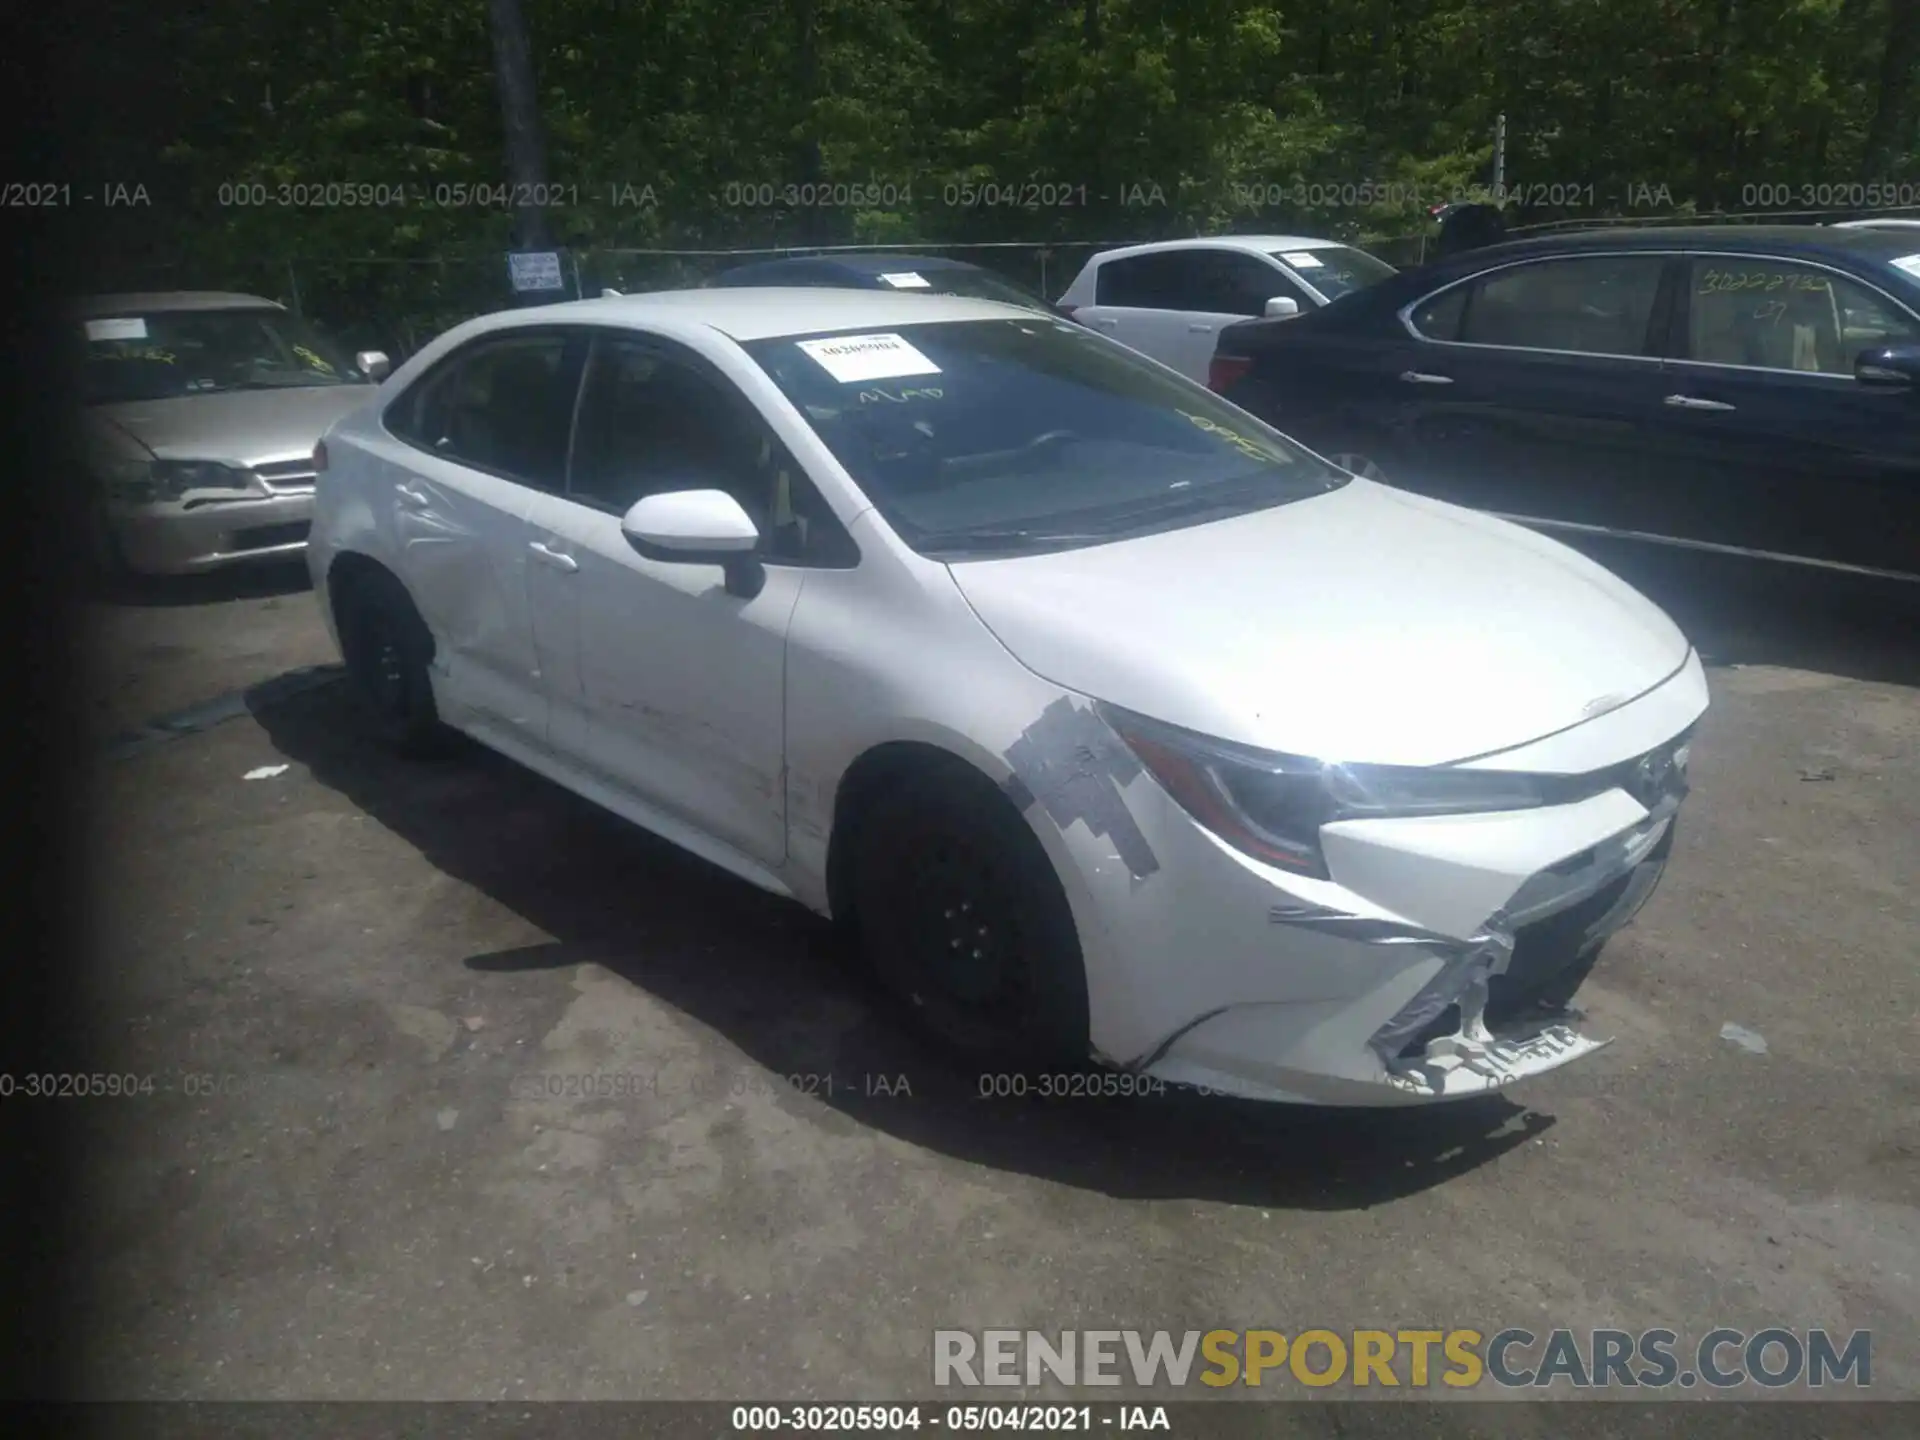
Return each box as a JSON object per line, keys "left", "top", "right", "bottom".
{"left": 485, "top": 287, "right": 1036, "bottom": 342}
{"left": 1083, "top": 235, "right": 1349, "bottom": 264}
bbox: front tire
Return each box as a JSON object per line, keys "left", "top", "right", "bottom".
{"left": 87, "top": 496, "right": 134, "bottom": 591}
{"left": 334, "top": 569, "right": 449, "bottom": 758}
{"left": 851, "top": 767, "right": 1089, "bottom": 1068}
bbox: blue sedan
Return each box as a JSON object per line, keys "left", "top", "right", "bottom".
{"left": 1209, "top": 225, "right": 1920, "bottom": 582}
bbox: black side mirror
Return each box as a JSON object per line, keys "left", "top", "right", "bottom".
{"left": 1855, "top": 343, "right": 1920, "bottom": 389}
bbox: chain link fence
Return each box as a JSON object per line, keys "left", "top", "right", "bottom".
{"left": 89, "top": 206, "right": 1919, "bottom": 361}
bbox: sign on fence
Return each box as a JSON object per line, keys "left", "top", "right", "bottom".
{"left": 507, "top": 250, "right": 566, "bottom": 293}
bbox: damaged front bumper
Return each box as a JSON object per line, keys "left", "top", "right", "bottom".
{"left": 1134, "top": 803, "right": 1676, "bottom": 1104}
{"left": 108, "top": 491, "right": 315, "bottom": 576}
{"left": 1055, "top": 703, "right": 1699, "bottom": 1106}
{"left": 1360, "top": 798, "right": 1675, "bottom": 1098}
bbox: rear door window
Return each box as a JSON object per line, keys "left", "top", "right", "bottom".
{"left": 1682, "top": 257, "right": 1919, "bottom": 374}
{"left": 389, "top": 332, "right": 580, "bottom": 489}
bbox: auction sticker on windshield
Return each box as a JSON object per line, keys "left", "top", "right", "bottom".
{"left": 86, "top": 317, "right": 148, "bottom": 341}
{"left": 1893, "top": 254, "right": 1920, "bottom": 279}
{"left": 1280, "top": 252, "right": 1324, "bottom": 268}
{"left": 797, "top": 332, "right": 942, "bottom": 383}
{"left": 879, "top": 272, "right": 931, "bottom": 288}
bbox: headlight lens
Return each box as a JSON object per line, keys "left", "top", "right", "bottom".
{"left": 103, "top": 460, "right": 255, "bottom": 504}
{"left": 1097, "top": 702, "right": 1552, "bottom": 879}
{"left": 149, "top": 460, "right": 254, "bottom": 499}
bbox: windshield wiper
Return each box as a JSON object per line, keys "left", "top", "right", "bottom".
{"left": 922, "top": 472, "right": 1344, "bottom": 559}
{"left": 922, "top": 525, "right": 1116, "bottom": 556}
{"left": 1074, "top": 476, "right": 1307, "bottom": 531}
{"left": 216, "top": 376, "right": 347, "bottom": 391}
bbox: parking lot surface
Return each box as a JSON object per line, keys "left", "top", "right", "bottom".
{"left": 71, "top": 549, "right": 1919, "bottom": 1405}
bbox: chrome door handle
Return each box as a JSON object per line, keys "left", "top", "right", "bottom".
{"left": 395, "top": 483, "right": 431, "bottom": 508}
{"left": 528, "top": 540, "right": 578, "bottom": 572}
{"left": 1664, "top": 394, "right": 1735, "bottom": 411}
{"left": 1399, "top": 370, "right": 1453, "bottom": 385}
{"left": 1188, "top": 323, "right": 1214, "bottom": 333}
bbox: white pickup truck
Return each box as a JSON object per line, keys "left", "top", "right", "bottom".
{"left": 1055, "top": 235, "right": 1397, "bottom": 383}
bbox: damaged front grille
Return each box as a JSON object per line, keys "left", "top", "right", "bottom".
{"left": 252, "top": 459, "right": 318, "bottom": 494}
{"left": 1392, "top": 869, "right": 1635, "bottom": 1059}
{"left": 1375, "top": 819, "right": 1676, "bottom": 1075}
{"left": 1533, "top": 726, "right": 1695, "bottom": 812}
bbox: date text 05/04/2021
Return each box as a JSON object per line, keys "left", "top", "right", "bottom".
{"left": 730, "top": 1405, "right": 1170, "bottom": 1432}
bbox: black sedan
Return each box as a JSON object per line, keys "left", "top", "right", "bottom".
{"left": 709, "top": 252, "right": 1067, "bottom": 316}
{"left": 1208, "top": 225, "right": 1920, "bottom": 581}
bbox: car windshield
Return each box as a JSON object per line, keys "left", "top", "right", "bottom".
{"left": 743, "top": 316, "right": 1346, "bottom": 559}
{"left": 1274, "top": 245, "right": 1397, "bottom": 300}
{"left": 80, "top": 307, "right": 366, "bottom": 404}
{"left": 878, "top": 267, "right": 1052, "bottom": 311}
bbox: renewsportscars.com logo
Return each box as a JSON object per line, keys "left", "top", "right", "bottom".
{"left": 933, "top": 1328, "right": 1872, "bottom": 1391}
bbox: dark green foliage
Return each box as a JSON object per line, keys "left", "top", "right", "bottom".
{"left": 86, "top": 0, "right": 1920, "bottom": 340}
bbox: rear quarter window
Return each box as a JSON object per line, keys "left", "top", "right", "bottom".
{"left": 1408, "top": 286, "right": 1469, "bottom": 340}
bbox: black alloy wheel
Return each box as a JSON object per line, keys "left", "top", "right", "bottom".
{"left": 852, "top": 768, "right": 1089, "bottom": 1068}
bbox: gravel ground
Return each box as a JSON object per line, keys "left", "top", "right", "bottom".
{"left": 60, "top": 545, "right": 1920, "bottom": 1417}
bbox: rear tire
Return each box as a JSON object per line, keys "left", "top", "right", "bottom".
{"left": 334, "top": 569, "right": 449, "bottom": 758}
{"left": 851, "top": 766, "right": 1089, "bottom": 1069}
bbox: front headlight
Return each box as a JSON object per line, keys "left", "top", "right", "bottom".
{"left": 1097, "top": 702, "right": 1552, "bottom": 879}
{"left": 149, "top": 460, "right": 255, "bottom": 500}
{"left": 102, "top": 459, "right": 255, "bottom": 504}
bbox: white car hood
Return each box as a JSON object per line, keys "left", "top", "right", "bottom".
{"left": 946, "top": 478, "right": 1692, "bottom": 767}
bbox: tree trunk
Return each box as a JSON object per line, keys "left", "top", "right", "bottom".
{"left": 487, "top": 0, "right": 552, "bottom": 253}
{"left": 794, "top": 0, "right": 826, "bottom": 245}
{"left": 1693, "top": 0, "right": 1738, "bottom": 209}
{"left": 1862, "top": 0, "right": 1920, "bottom": 171}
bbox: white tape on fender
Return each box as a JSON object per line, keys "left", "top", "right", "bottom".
{"left": 796, "top": 332, "right": 942, "bottom": 383}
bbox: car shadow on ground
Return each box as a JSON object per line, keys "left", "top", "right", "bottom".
{"left": 252, "top": 678, "right": 1547, "bottom": 1211}
{"left": 1565, "top": 539, "right": 1920, "bottom": 688}
{"left": 91, "top": 557, "right": 312, "bottom": 608}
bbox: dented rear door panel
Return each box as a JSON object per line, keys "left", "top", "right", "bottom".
{"left": 368, "top": 430, "right": 551, "bottom": 743}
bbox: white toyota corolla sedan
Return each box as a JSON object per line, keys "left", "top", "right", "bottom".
{"left": 307, "top": 288, "right": 1707, "bottom": 1106}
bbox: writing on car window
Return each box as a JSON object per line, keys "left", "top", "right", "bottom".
{"left": 1696, "top": 268, "right": 1830, "bottom": 295}
{"left": 858, "top": 386, "right": 944, "bottom": 404}
{"left": 1177, "top": 410, "right": 1293, "bottom": 466}
{"left": 94, "top": 346, "right": 178, "bottom": 364}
